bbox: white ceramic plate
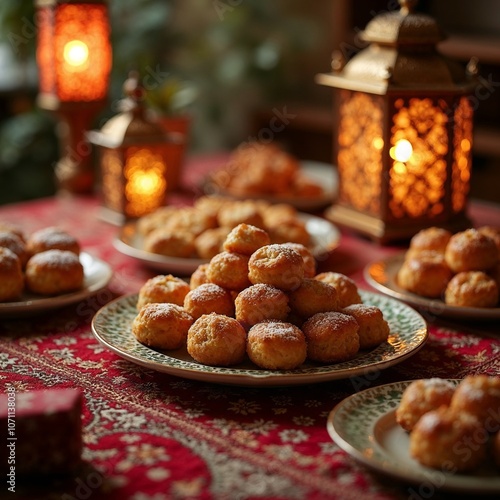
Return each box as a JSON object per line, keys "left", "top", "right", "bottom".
{"left": 91, "top": 290, "right": 427, "bottom": 387}
{"left": 327, "top": 380, "right": 500, "bottom": 494}
{"left": 114, "top": 212, "right": 341, "bottom": 275}
{"left": 364, "top": 253, "right": 500, "bottom": 320}
{"left": 203, "top": 160, "right": 338, "bottom": 211}
{"left": 0, "top": 252, "right": 113, "bottom": 319}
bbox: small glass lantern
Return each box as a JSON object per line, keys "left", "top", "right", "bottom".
{"left": 87, "top": 73, "right": 179, "bottom": 222}
{"left": 317, "top": 0, "right": 478, "bottom": 243}
{"left": 35, "top": 0, "right": 112, "bottom": 193}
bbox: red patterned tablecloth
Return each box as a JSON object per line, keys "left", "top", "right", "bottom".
{"left": 1, "top": 155, "right": 499, "bottom": 500}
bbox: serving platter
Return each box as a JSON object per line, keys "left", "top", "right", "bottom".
{"left": 202, "top": 160, "right": 338, "bottom": 211}
{"left": 91, "top": 290, "right": 427, "bottom": 387}
{"left": 327, "top": 380, "right": 500, "bottom": 494}
{"left": 364, "top": 253, "right": 500, "bottom": 320}
{"left": 0, "top": 252, "right": 113, "bottom": 319}
{"left": 114, "top": 212, "right": 341, "bottom": 275}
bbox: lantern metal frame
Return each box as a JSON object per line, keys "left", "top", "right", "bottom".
{"left": 87, "top": 73, "right": 182, "bottom": 223}
{"left": 316, "top": 0, "right": 478, "bottom": 243}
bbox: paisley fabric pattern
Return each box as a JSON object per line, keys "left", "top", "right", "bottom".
{"left": 1, "top": 157, "right": 499, "bottom": 499}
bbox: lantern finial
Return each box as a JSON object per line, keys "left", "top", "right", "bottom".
{"left": 399, "top": 0, "right": 418, "bottom": 15}
{"left": 466, "top": 57, "right": 480, "bottom": 77}
{"left": 331, "top": 50, "right": 346, "bottom": 73}
{"left": 123, "top": 70, "right": 145, "bottom": 103}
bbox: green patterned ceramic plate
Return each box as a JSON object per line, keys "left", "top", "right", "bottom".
{"left": 327, "top": 380, "right": 500, "bottom": 494}
{"left": 91, "top": 290, "right": 427, "bottom": 386}
{"left": 365, "top": 253, "right": 500, "bottom": 320}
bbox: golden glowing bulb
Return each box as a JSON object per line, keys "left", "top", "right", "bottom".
{"left": 63, "top": 40, "right": 89, "bottom": 68}
{"left": 372, "top": 137, "right": 384, "bottom": 150}
{"left": 135, "top": 171, "right": 161, "bottom": 195}
{"left": 390, "top": 139, "right": 413, "bottom": 162}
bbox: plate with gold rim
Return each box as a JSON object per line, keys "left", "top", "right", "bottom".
{"left": 114, "top": 212, "right": 341, "bottom": 275}
{"left": 91, "top": 290, "right": 427, "bottom": 387}
{"left": 364, "top": 253, "right": 500, "bottom": 320}
{"left": 327, "top": 380, "right": 500, "bottom": 494}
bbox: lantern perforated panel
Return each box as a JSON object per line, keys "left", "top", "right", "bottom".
{"left": 101, "top": 148, "right": 124, "bottom": 213}
{"left": 337, "top": 90, "right": 384, "bottom": 216}
{"left": 389, "top": 97, "right": 448, "bottom": 220}
{"left": 452, "top": 96, "right": 473, "bottom": 214}
{"left": 54, "top": 3, "right": 111, "bottom": 102}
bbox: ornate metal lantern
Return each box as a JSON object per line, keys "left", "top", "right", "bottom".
{"left": 317, "top": 0, "right": 478, "bottom": 242}
{"left": 87, "top": 73, "right": 179, "bottom": 222}
{"left": 35, "top": 0, "right": 112, "bottom": 193}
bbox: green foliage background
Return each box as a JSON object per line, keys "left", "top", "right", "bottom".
{"left": 0, "top": 0, "right": 326, "bottom": 204}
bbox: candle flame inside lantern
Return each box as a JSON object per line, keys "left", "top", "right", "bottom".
{"left": 63, "top": 40, "right": 89, "bottom": 69}
{"left": 390, "top": 139, "right": 413, "bottom": 162}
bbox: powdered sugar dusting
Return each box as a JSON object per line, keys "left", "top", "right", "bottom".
{"left": 249, "top": 321, "right": 303, "bottom": 341}
{"left": 29, "top": 249, "right": 80, "bottom": 268}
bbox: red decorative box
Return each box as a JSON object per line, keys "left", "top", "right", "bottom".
{"left": 1, "top": 387, "right": 83, "bottom": 477}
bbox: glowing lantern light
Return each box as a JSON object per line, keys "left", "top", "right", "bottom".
{"left": 35, "top": 0, "right": 112, "bottom": 193}
{"left": 63, "top": 40, "right": 89, "bottom": 69}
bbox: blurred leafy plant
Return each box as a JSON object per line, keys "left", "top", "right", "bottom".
{"left": 0, "top": 110, "right": 58, "bottom": 204}
{"left": 145, "top": 76, "right": 199, "bottom": 116}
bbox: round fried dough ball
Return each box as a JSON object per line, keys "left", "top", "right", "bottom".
{"left": 163, "top": 207, "right": 217, "bottom": 236}
{"left": 0, "top": 222, "right": 25, "bottom": 242}
{"left": 477, "top": 226, "right": 500, "bottom": 254}
{"left": 235, "top": 283, "right": 289, "bottom": 329}
{"left": 341, "top": 303, "right": 390, "bottom": 349}
{"left": 144, "top": 228, "right": 195, "bottom": 258}
{"left": 282, "top": 243, "right": 316, "bottom": 278}
{"left": 314, "top": 272, "right": 361, "bottom": 308}
{"left": 137, "top": 274, "right": 191, "bottom": 310}
{"left": 217, "top": 200, "right": 265, "bottom": 229}
{"left": 261, "top": 203, "right": 297, "bottom": 226}
{"left": 187, "top": 313, "right": 246, "bottom": 366}
{"left": 444, "top": 229, "right": 498, "bottom": 273}
{"left": 136, "top": 206, "right": 177, "bottom": 236}
{"left": 267, "top": 219, "right": 311, "bottom": 247}
{"left": 395, "top": 378, "right": 456, "bottom": 432}
{"left": 223, "top": 223, "right": 270, "bottom": 256}
{"left": 190, "top": 263, "right": 210, "bottom": 289}
{"left": 193, "top": 195, "right": 228, "bottom": 218}
{"left": 444, "top": 271, "right": 498, "bottom": 308}
{"left": 449, "top": 375, "right": 500, "bottom": 429}
{"left": 406, "top": 227, "right": 452, "bottom": 258}
{"left": 410, "top": 407, "right": 487, "bottom": 472}
{"left": 25, "top": 250, "right": 84, "bottom": 295}
{"left": 302, "top": 311, "right": 359, "bottom": 363}
{"left": 0, "top": 231, "right": 28, "bottom": 267}
{"left": 26, "top": 226, "right": 80, "bottom": 256}
{"left": 246, "top": 321, "right": 307, "bottom": 370}
{"left": 184, "top": 283, "right": 235, "bottom": 320}
{"left": 132, "top": 302, "right": 193, "bottom": 350}
{"left": 248, "top": 244, "right": 304, "bottom": 292}
{"left": 397, "top": 250, "right": 453, "bottom": 298}
{"left": 288, "top": 278, "right": 338, "bottom": 318}
{"left": 206, "top": 251, "right": 251, "bottom": 291}
{"left": 194, "top": 227, "right": 231, "bottom": 260}
{"left": 0, "top": 247, "right": 23, "bottom": 302}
